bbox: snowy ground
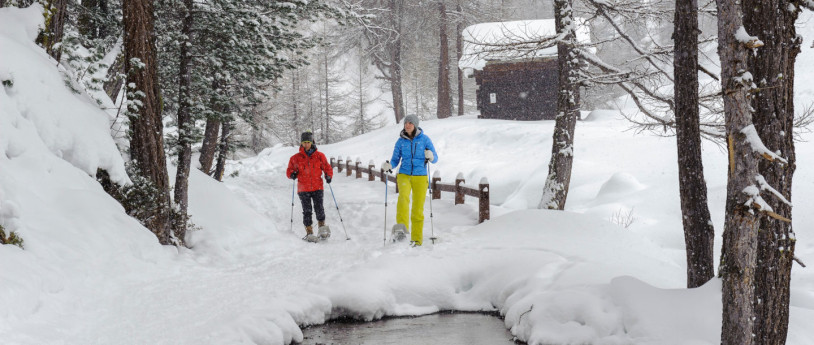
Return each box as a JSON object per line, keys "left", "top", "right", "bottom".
{"left": 3, "top": 5, "right": 814, "bottom": 345}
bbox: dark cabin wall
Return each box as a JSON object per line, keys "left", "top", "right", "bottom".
{"left": 475, "top": 59, "right": 558, "bottom": 120}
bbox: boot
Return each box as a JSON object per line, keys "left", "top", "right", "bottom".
{"left": 303, "top": 226, "right": 318, "bottom": 243}
{"left": 317, "top": 221, "right": 331, "bottom": 239}
{"left": 391, "top": 224, "right": 408, "bottom": 242}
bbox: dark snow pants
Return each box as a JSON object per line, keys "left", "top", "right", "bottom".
{"left": 298, "top": 190, "right": 325, "bottom": 227}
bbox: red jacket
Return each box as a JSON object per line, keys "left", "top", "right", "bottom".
{"left": 286, "top": 146, "right": 333, "bottom": 193}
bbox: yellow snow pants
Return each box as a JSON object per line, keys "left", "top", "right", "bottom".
{"left": 396, "top": 173, "right": 429, "bottom": 245}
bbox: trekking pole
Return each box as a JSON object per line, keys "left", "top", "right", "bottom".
{"left": 426, "top": 160, "right": 436, "bottom": 244}
{"left": 384, "top": 174, "right": 388, "bottom": 247}
{"left": 328, "top": 183, "right": 350, "bottom": 240}
{"left": 290, "top": 177, "right": 296, "bottom": 234}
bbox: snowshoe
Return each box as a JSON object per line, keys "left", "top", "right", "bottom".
{"left": 318, "top": 225, "right": 331, "bottom": 240}
{"left": 303, "top": 234, "right": 319, "bottom": 243}
{"left": 391, "top": 224, "right": 408, "bottom": 242}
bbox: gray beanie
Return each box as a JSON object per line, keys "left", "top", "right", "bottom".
{"left": 403, "top": 115, "right": 419, "bottom": 127}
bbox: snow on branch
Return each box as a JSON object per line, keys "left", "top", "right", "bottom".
{"left": 742, "top": 182, "right": 792, "bottom": 222}
{"left": 735, "top": 26, "right": 764, "bottom": 49}
{"left": 739, "top": 124, "right": 789, "bottom": 164}
{"left": 755, "top": 175, "right": 793, "bottom": 207}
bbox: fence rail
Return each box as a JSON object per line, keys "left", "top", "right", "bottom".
{"left": 330, "top": 157, "right": 489, "bottom": 223}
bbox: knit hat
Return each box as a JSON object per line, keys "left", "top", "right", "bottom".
{"left": 403, "top": 115, "right": 419, "bottom": 127}
{"left": 300, "top": 131, "right": 314, "bottom": 143}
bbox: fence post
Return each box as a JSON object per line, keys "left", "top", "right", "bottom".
{"left": 432, "top": 174, "right": 441, "bottom": 199}
{"left": 330, "top": 157, "right": 335, "bottom": 169}
{"left": 479, "top": 178, "right": 490, "bottom": 223}
{"left": 455, "top": 173, "right": 465, "bottom": 205}
{"left": 368, "top": 161, "right": 376, "bottom": 181}
{"left": 346, "top": 156, "right": 352, "bottom": 177}
{"left": 337, "top": 158, "right": 343, "bottom": 172}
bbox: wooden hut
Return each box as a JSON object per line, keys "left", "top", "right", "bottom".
{"left": 459, "top": 19, "right": 589, "bottom": 121}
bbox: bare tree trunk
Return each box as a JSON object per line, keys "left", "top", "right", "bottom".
{"left": 358, "top": 49, "right": 366, "bottom": 132}
{"left": 123, "top": 0, "right": 173, "bottom": 245}
{"left": 104, "top": 51, "right": 125, "bottom": 102}
{"left": 456, "top": 2, "right": 464, "bottom": 117}
{"left": 745, "top": 0, "right": 803, "bottom": 343}
{"left": 37, "top": 0, "right": 68, "bottom": 62}
{"left": 436, "top": 0, "right": 451, "bottom": 119}
{"left": 539, "top": 0, "right": 579, "bottom": 210}
{"left": 213, "top": 119, "right": 231, "bottom": 182}
{"left": 389, "top": 0, "right": 406, "bottom": 124}
{"left": 292, "top": 69, "right": 300, "bottom": 133}
{"left": 674, "top": 0, "right": 714, "bottom": 288}
{"left": 250, "top": 108, "right": 264, "bottom": 153}
{"left": 172, "top": 0, "right": 194, "bottom": 245}
{"left": 324, "top": 52, "right": 330, "bottom": 143}
{"left": 199, "top": 117, "right": 220, "bottom": 175}
{"left": 716, "top": 0, "right": 760, "bottom": 343}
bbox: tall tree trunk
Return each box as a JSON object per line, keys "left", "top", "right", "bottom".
{"left": 358, "top": 49, "right": 366, "bottom": 133}
{"left": 292, "top": 69, "right": 300, "bottom": 134}
{"left": 172, "top": 0, "right": 194, "bottom": 246}
{"left": 744, "top": 1, "right": 802, "bottom": 343}
{"left": 674, "top": 0, "right": 714, "bottom": 288}
{"left": 538, "top": 0, "right": 580, "bottom": 210}
{"left": 456, "top": 2, "right": 464, "bottom": 117}
{"left": 389, "top": 0, "right": 406, "bottom": 124}
{"left": 436, "top": 0, "right": 451, "bottom": 119}
{"left": 214, "top": 119, "right": 231, "bottom": 182}
{"left": 324, "top": 52, "right": 330, "bottom": 143}
{"left": 250, "top": 108, "right": 264, "bottom": 153}
{"left": 123, "top": 0, "right": 173, "bottom": 245}
{"left": 716, "top": 0, "right": 761, "bottom": 343}
{"left": 37, "top": 0, "right": 67, "bottom": 62}
{"left": 199, "top": 117, "right": 220, "bottom": 175}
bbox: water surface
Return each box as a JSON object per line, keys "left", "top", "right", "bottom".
{"left": 299, "top": 312, "right": 519, "bottom": 345}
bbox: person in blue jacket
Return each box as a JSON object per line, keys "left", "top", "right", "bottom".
{"left": 382, "top": 115, "right": 438, "bottom": 246}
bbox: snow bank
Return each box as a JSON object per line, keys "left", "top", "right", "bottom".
{"left": 308, "top": 210, "right": 712, "bottom": 344}
{"left": 0, "top": 4, "right": 168, "bottom": 334}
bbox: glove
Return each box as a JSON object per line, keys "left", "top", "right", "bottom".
{"left": 325, "top": 175, "right": 332, "bottom": 184}
{"left": 382, "top": 160, "right": 393, "bottom": 173}
{"left": 424, "top": 149, "right": 434, "bottom": 162}
{"left": 290, "top": 171, "right": 298, "bottom": 180}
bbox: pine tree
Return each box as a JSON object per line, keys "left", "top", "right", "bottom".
{"left": 159, "top": 0, "right": 329, "bottom": 178}
{"left": 123, "top": 0, "right": 173, "bottom": 245}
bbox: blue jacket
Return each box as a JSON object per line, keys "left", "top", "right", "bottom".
{"left": 390, "top": 127, "right": 438, "bottom": 176}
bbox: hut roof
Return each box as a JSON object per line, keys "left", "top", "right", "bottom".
{"left": 458, "top": 19, "right": 591, "bottom": 77}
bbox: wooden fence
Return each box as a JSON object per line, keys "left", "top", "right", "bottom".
{"left": 330, "top": 157, "right": 490, "bottom": 223}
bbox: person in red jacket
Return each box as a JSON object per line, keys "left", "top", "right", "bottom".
{"left": 286, "top": 131, "right": 333, "bottom": 242}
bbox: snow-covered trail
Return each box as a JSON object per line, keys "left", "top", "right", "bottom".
{"left": 78, "top": 164, "right": 490, "bottom": 345}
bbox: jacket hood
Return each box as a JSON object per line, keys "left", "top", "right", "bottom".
{"left": 400, "top": 127, "right": 423, "bottom": 140}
